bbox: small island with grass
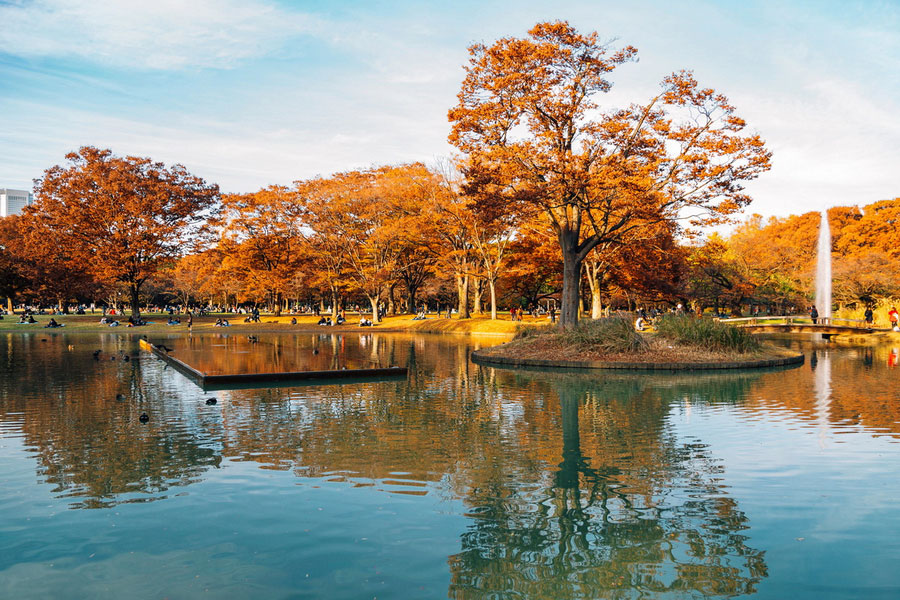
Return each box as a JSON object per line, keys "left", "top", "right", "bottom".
{"left": 472, "top": 315, "right": 804, "bottom": 371}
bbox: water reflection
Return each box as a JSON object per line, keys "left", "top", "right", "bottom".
{"left": 448, "top": 370, "right": 768, "bottom": 598}
{"left": 3, "top": 333, "right": 900, "bottom": 597}
{"left": 812, "top": 350, "right": 832, "bottom": 447}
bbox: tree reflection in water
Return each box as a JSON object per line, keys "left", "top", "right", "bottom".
{"left": 0, "top": 334, "right": 222, "bottom": 509}
{"left": 448, "top": 371, "right": 768, "bottom": 598}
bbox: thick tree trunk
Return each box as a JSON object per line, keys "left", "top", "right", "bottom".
{"left": 559, "top": 250, "right": 582, "bottom": 329}
{"left": 274, "top": 291, "right": 282, "bottom": 317}
{"left": 330, "top": 290, "right": 339, "bottom": 320}
{"left": 456, "top": 272, "right": 470, "bottom": 319}
{"left": 387, "top": 283, "right": 397, "bottom": 315}
{"left": 406, "top": 284, "right": 418, "bottom": 314}
{"left": 7, "top": 297, "right": 13, "bottom": 314}
{"left": 368, "top": 295, "right": 380, "bottom": 324}
{"left": 129, "top": 283, "right": 141, "bottom": 318}
{"left": 473, "top": 279, "right": 484, "bottom": 315}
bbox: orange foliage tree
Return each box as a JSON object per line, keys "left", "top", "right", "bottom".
{"left": 28, "top": 147, "right": 219, "bottom": 317}
{"left": 299, "top": 164, "right": 436, "bottom": 323}
{"left": 0, "top": 216, "right": 30, "bottom": 311}
{"left": 448, "top": 21, "right": 771, "bottom": 327}
{"left": 835, "top": 199, "right": 900, "bottom": 259}
{"left": 215, "top": 186, "right": 305, "bottom": 315}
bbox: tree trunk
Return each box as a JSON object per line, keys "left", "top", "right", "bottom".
{"left": 585, "top": 262, "right": 604, "bottom": 319}
{"left": 406, "top": 284, "right": 418, "bottom": 314}
{"left": 489, "top": 278, "right": 498, "bottom": 320}
{"left": 6, "top": 297, "right": 12, "bottom": 314}
{"left": 274, "top": 291, "right": 282, "bottom": 317}
{"left": 559, "top": 248, "right": 581, "bottom": 329}
{"left": 330, "top": 290, "right": 339, "bottom": 320}
{"left": 387, "top": 283, "right": 397, "bottom": 315}
{"left": 369, "top": 295, "right": 380, "bottom": 324}
{"left": 473, "top": 279, "right": 484, "bottom": 315}
{"left": 129, "top": 283, "right": 141, "bottom": 318}
{"left": 591, "top": 288, "right": 603, "bottom": 319}
{"left": 456, "top": 272, "right": 470, "bottom": 319}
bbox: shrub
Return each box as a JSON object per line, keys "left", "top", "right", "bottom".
{"left": 558, "top": 317, "right": 648, "bottom": 353}
{"left": 513, "top": 324, "right": 538, "bottom": 339}
{"left": 655, "top": 314, "right": 760, "bottom": 353}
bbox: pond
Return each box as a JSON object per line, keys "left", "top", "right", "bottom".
{"left": 1, "top": 331, "right": 899, "bottom": 599}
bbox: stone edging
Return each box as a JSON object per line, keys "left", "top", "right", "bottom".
{"left": 470, "top": 348, "right": 805, "bottom": 371}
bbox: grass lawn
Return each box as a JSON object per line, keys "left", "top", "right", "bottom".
{"left": 0, "top": 312, "right": 547, "bottom": 336}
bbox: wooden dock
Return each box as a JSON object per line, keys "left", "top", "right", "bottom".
{"left": 139, "top": 339, "right": 407, "bottom": 389}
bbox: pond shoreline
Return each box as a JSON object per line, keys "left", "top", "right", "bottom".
{"left": 0, "top": 314, "right": 526, "bottom": 337}
{"left": 471, "top": 347, "right": 805, "bottom": 371}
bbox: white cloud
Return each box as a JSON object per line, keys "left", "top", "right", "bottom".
{"left": 0, "top": 0, "right": 317, "bottom": 70}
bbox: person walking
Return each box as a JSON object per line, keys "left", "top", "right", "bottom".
{"left": 864, "top": 306, "right": 874, "bottom": 326}
{"left": 810, "top": 305, "right": 819, "bottom": 325}
{"left": 889, "top": 306, "right": 899, "bottom": 331}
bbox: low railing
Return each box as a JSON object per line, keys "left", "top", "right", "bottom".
{"left": 716, "top": 315, "right": 869, "bottom": 328}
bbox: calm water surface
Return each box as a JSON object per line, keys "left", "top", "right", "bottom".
{"left": 1, "top": 331, "right": 899, "bottom": 599}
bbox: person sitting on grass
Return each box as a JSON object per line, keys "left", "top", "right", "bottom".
{"left": 359, "top": 317, "right": 373, "bottom": 327}
{"left": 45, "top": 318, "right": 62, "bottom": 328}
{"left": 634, "top": 316, "right": 647, "bottom": 332}
{"left": 290, "top": 317, "right": 297, "bottom": 325}
{"left": 336, "top": 315, "right": 345, "bottom": 325}
{"left": 317, "top": 316, "right": 328, "bottom": 326}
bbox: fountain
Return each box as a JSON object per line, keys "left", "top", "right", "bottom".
{"left": 815, "top": 210, "right": 832, "bottom": 321}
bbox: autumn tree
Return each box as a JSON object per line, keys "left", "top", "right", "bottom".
{"left": 685, "top": 234, "right": 754, "bottom": 314}
{"left": 0, "top": 216, "right": 29, "bottom": 311}
{"left": 169, "top": 250, "right": 221, "bottom": 308}
{"left": 835, "top": 198, "right": 900, "bottom": 259}
{"left": 300, "top": 165, "right": 433, "bottom": 323}
{"left": 215, "top": 186, "right": 304, "bottom": 315}
{"left": 449, "top": 21, "right": 771, "bottom": 327}
{"left": 833, "top": 252, "right": 900, "bottom": 307}
{"left": 427, "top": 167, "right": 477, "bottom": 319}
{"left": 298, "top": 177, "right": 351, "bottom": 320}
{"left": 503, "top": 222, "right": 563, "bottom": 311}
{"left": 29, "top": 147, "right": 219, "bottom": 317}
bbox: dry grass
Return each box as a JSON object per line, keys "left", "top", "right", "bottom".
{"left": 480, "top": 333, "right": 796, "bottom": 363}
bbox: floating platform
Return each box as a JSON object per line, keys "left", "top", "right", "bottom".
{"left": 139, "top": 339, "right": 407, "bottom": 389}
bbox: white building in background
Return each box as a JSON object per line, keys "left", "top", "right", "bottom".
{"left": 0, "top": 188, "right": 34, "bottom": 217}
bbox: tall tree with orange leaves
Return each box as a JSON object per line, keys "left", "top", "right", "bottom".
{"left": 449, "top": 21, "right": 771, "bottom": 327}
{"left": 215, "top": 186, "right": 305, "bottom": 315}
{"left": 28, "top": 147, "right": 219, "bottom": 317}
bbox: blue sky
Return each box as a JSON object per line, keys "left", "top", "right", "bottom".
{"left": 1, "top": 0, "right": 897, "bottom": 220}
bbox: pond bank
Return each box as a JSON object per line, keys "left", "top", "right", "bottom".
{"left": 0, "top": 313, "right": 531, "bottom": 336}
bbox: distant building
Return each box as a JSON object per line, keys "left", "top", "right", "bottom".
{"left": 0, "top": 188, "right": 34, "bottom": 217}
